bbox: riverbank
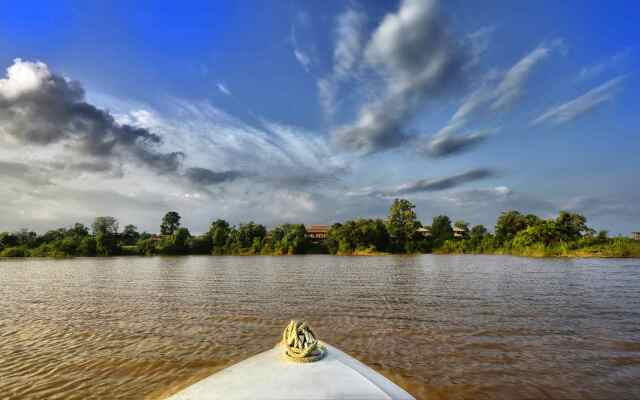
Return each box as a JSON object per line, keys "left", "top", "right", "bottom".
{"left": 435, "top": 239, "right": 640, "bottom": 258}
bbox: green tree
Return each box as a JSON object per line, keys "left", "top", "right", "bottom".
{"left": 158, "top": 227, "right": 191, "bottom": 255}
{"left": 326, "top": 219, "right": 391, "bottom": 254}
{"left": 92, "top": 216, "right": 119, "bottom": 236}
{"left": 188, "top": 234, "right": 213, "bottom": 254}
{"left": 78, "top": 236, "right": 97, "bottom": 256}
{"left": 454, "top": 220, "right": 470, "bottom": 238}
{"left": 0, "top": 232, "right": 19, "bottom": 250}
{"left": 431, "top": 215, "right": 453, "bottom": 246}
{"left": 233, "top": 222, "right": 266, "bottom": 253}
{"left": 92, "top": 217, "right": 119, "bottom": 256}
{"left": 121, "top": 224, "right": 140, "bottom": 245}
{"left": 495, "top": 210, "right": 529, "bottom": 245}
{"left": 96, "top": 232, "right": 118, "bottom": 256}
{"left": 386, "top": 199, "right": 419, "bottom": 252}
{"left": 160, "top": 211, "right": 181, "bottom": 235}
{"left": 271, "top": 224, "right": 308, "bottom": 254}
{"left": 69, "top": 223, "right": 89, "bottom": 238}
{"left": 209, "top": 219, "right": 231, "bottom": 254}
{"left": 555, "top": 211, "right": 591, "bottom": 241}
{"left": 467, "top": 224, "right": 488, "bottom": 250}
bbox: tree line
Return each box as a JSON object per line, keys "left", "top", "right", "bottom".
{"left": 1, "top": 199, "right": 638, "bottom": 258}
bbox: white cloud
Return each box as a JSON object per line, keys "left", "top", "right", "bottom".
{"left": 577, "top": 49, "right": 631, "bottom": 82}
{"left": 216, "top": 82, "right": 231, "bottom": 96}
{"left": 333, "top": 8, "right": 367, "bottom": 78}
{"left": 418, "top": 39, "right": 562, "bottom": 157}
{"left": 491, "top": 45, "right": 551, "bottom": 110}
{"left": 290, "top": 12, "right": 314, "bottom": 73}
{"left": 293, "top": 49, "right": 312, "bottom": 72}
{"left": 332, "top": 0, "right": 465, "bottom": 154}
{"left": 531, "top": 75, "right": 625, "bottom": 125}
{"left": 0, "top": 58, "right": 51, "bottom": 100}
{"left": 348, "top": 168, "right": 496, "bottom": 197}
{"left": 317, "top": 7, "right": 367, "bottom": 116}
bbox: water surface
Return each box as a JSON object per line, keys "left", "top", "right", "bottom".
{"left": 1, "top": 255, "right": 639, "bottom": 399}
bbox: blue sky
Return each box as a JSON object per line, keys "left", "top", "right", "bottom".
{"left": 0, "top": 0, "right": 638, "bottom": 234}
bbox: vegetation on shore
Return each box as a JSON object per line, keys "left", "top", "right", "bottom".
{"left": 1, "top": 199, "right": 638, "bottom": 258}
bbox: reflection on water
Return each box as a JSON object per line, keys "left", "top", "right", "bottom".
{"left": 1, "top": 255, "right": 639, "bottom": 399}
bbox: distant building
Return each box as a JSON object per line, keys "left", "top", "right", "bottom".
{"left": 633, "top": 232, "right": 640, "bottom": 241}
{"left": 416, "top": 227, "right": 432, "bottom": 237}
{"left": 305, "top": 225, "right": 329, "bottom": 241}
{"left": 453, "top": 226, "right": 466, "bottom": 238}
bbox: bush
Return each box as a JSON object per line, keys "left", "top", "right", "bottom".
{"left": 0, "top": 246, "right": 27, "bottom": 257}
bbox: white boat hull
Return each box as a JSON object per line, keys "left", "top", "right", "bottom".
{"left": 167, "top": 343, "right": 415, "bottom": 400}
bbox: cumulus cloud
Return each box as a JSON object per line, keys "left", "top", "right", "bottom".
{"left": 350, "top": 168, "right": 496, "bottom": 197}
{"left": 0, "top": 58, "right": 183, "bottom": 174}
{"left": 332, "top": 0, "right": 465, "bottom": 154}
{"left": 532, "top": 75, "right": 625, "bottom": 125}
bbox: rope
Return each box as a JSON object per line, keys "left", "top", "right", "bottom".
{"left": 282, "top": 320, "right": 326, "bottom": 363}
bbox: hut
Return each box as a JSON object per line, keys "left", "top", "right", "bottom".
{"left": 305, "top": 225, "right": 329, "bottom": 241}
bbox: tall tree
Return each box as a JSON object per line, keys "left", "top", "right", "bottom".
{"left": 92, "top": 216, "right": 119, "bottom": 236}
{"left": 495, "top": 210, "right": 529, "bottom": 244}
{"left": 121, "top": 224, "right": 140, "bottom": 245}
{"left": 386, "top": 198, "right": 419, "bottom": 252}
{"left": 160, "top": 211, "right": 181, "bottom": 235}
{"left": 209, "top": 219, "right": 231, "bottom": 254}
{"left": 555, "top": 211, "right": 591, "bottom": 241}
{"left": 454, "top": 220, "right": 470, "bottom": 238}
{"left": 431, "top": 215, "right": 453, "bottom": 245}
{"left": 69, "top": 223, "right": 89, "bottom": 237}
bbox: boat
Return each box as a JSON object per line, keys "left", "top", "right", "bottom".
{"left": 167, "top": 320, "right": 416, "bottom": 400}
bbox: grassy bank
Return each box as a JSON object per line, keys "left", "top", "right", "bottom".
{"left": 436, "top": 237, "right": 640, "bottom": 258}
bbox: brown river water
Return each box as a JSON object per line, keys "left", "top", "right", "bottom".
{"left": 1, "top": 255, "right": 639, "bottom": 400}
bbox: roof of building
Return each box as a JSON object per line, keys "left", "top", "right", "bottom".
{"left": 305, "top": 225, "right": 330, "bottom": 233}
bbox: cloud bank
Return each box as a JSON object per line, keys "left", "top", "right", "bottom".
{"left": 0, "top": 59, "right": 183, "bottom": 174}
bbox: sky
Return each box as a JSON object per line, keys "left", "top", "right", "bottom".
{"left": 0, "top": 0, "right": 638, "bottom": 235}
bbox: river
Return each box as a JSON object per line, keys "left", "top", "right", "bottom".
{"left": 1, "top": 255, "right": 639, "bottom": 399}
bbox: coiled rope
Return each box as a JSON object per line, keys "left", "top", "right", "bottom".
{"left": 282, "top": 320, "right": 326, "bottom": 363}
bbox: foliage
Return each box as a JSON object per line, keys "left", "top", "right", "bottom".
{"left": 188, "top": 234, "right": 213, "bottom": 255}
{"left": 431, "top": 215, "right": 453, "bottom": 246}
{"left": 265, "top": 224, "right": 309, "bottom": 255}
{"left": 209, "top": 219, "right": 231, "bottom": 255}
{"left": 1, "top": 202, "right": 639, "bottom": 259}
{"left": 160, "top": 211, "right": 181, "bottom": 235}
{"left": 92, "top": 217, "right": 119, "bottom": 236}
{"left": 121, "top": 225, "right": 140, "bottom": 245}
{"left": 386, "top": 199, "right": 420, "bottom": 252}
{"left": 326, "top": 219, "right": 391, "bottom": 255}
